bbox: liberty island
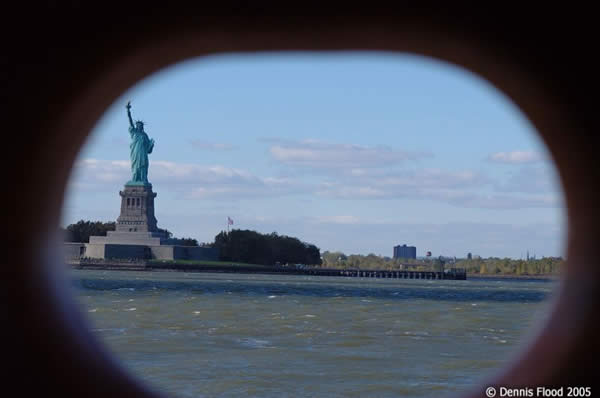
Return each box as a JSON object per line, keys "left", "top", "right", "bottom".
{"left": 64, "top": 102, "right": 464, "bottom": 279}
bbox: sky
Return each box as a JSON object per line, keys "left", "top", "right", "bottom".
{"left": 61, "top": 51, "right": 566, "bottom": 259}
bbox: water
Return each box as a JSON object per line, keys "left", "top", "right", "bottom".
{"left": 71, "top": 270, "right": 556, "bottom": 397}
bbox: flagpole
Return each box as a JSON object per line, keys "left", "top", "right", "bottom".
{"left": 226, "top": 216, "right": 233, "bottom": 234}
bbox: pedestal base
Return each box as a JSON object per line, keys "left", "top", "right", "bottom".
{"left": 80, "top": 242, "right": 219, "bottom": 261}
{"left": 89, "top": 231, "right": 167, "bottom": 246}
{"left": 75, "top": 181, "right": 221, "bottom": 262}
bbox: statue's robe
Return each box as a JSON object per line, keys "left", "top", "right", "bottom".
{"left": 129, "top": 126, "right": 153, "bottom": 183}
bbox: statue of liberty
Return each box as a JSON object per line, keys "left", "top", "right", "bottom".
{"left": 125, "top": 101, "right": 155, "bottom": 185}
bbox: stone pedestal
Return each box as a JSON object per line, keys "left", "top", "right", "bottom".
{"left": 88, "top": 183, "right": 168, "bottom": 247}
{"left": 81, "top": 182, "right": 219, "bottom": 261}
{"left": 116, "top": 183, "right": 159, "bottom": 233}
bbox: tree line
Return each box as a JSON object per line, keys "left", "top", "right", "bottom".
{"left": 454, "top": 257, "right": 563, "bottom": 275}
{"left": 321, "top": 251, "right": 427, "bottom": 270}
{"left": 213, "top": 229, "right": 321, "bottom": 266}
{"left": 62, "top": 220, "right": 562, "bottom": 274}
{"left": 62, "top": 221, "right": 322, "bottom": 266}
{"left": 320, "top": 250, "right": 563, "bottom": 275}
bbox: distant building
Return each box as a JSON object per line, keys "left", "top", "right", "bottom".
{"left": 467, "top": 252, "right": 472, "bottom": 260}
{"left": 393, "top": 244, "right": 417, "bottom": 260}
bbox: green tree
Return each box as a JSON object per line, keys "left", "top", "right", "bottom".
{"left": 166, "top": 237, "right": 199, "bottom": 246}
{"left": 213, "top": 229, "right": 322, "bottom": 266}
{"left": 157, "top": 227, "right": 173, "bottom": 238}
{"left": 64, "top": 220, "right": 116, "bottom": 243}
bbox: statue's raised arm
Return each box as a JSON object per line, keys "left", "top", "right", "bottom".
{"left": 126, "top": 101, "right": 134, "bottom": 129}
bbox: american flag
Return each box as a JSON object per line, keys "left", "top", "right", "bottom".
{"left": 227, "top": 216, "right": 234, "bottom": 225}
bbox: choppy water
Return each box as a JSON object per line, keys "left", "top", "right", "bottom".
{"left": 71, "top": 270, "right": 557, "bottom": 397}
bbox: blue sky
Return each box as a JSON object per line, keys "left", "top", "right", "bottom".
{"left": 62, "top": 51, "right": 565, "bottom": 259}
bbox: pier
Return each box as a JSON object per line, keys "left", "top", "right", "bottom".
{"left": 70, "top": 259, "right": 467, "bottom": 280}
{"left": 300, "top": 268, "right": 466, "bottom": 280}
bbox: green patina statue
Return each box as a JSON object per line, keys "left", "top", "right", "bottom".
{"left": 125, "top": 101, "right": 155, "bottom": 186}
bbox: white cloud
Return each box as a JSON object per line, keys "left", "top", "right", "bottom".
{"left": 316, "top": 184, "right": 387, "bottom": 199}
{"left": 313, "top": 166, "right": 562, "bottom": 209}
{"left": 495, "top": 166, "right": 561, "bottom": 194}
{"left": 70, "top": 159, "right": 129, "bottom": 185}
{"left": 190, "top": 140, "right": 237, "bottom": 151}
{"left": 373, "top": 168, "right": 489, "bottom": 189}
{"left": 70, "top": 153, "right": 562, "bottom": 210}
{"left": 70, "top": 158, "right": 303, "bottom": 199}
{"left": 269, "top": 140, "right": 432, "bottom": 169}
{"left": 487, "top": 150, "right": 541, "bottom": 164}
{"left": 316, "top": 168, "right": 488, "bottom": 198}
{"left": 442, "top": 192, "right": 560, "bottom": 209}
{"left": 313, "top": 215, "right": 362, "bottom": 225}
{"left": 262, "top": 140, "right": 560, "bottom": 209}
{"left": 186, "top": 176, "right": 300, "bottom": 199}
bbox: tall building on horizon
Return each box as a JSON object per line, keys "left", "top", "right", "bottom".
{"left": 393, "top": 244, "right": 417, "bottom": 260}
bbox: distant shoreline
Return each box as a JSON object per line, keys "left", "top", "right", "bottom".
{"left": 70, "top": 260, "right": 559, "bottom": 281}
{"left": 69, "top": 260, "right": 467, "bottom": 280}
{"left": 468, "top": 273, "right": 559, "bottom": 281}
